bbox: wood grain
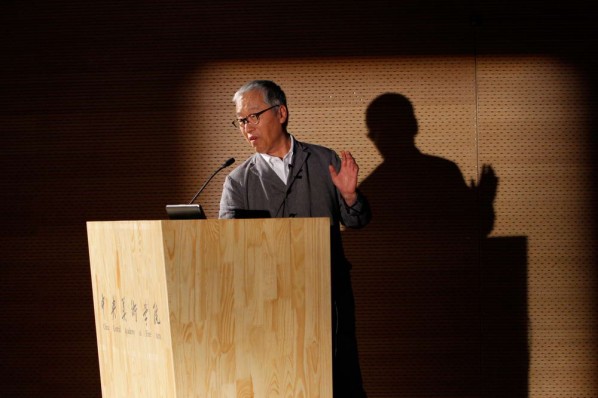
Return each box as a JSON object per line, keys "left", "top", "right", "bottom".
{"left": 87, "top": 218, "right": 332, "bottom": 397}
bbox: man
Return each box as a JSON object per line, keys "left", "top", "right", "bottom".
{"left": 219, "top": 80, "right": 371, "bottom": 397}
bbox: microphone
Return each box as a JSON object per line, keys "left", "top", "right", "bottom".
{"left": 188, "top": 158, "right": 235, "bottom": 204}
{"left": 165, "top": 157, "right": 235, "bottom": 219}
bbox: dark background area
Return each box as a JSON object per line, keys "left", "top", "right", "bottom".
{"left": 1, "top": 1, "right": 596, "bottom": 397}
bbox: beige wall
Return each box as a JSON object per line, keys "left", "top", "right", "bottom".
{"left": 178, "top": 56, "right": 596, "bottom": 396}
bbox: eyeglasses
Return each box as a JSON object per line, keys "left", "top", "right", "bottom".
{"left": 232, "top": 105, "right": 279, "bottom": 128}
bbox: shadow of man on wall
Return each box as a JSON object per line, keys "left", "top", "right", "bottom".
{"left": 343, "top": 93, "right": 528, "bottom": 397}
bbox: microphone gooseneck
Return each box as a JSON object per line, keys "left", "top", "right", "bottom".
{"left": 188, "top": 158, "right": 235, "bottom": 205}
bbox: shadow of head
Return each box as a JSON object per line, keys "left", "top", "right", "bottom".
{"left": 366, "top": 93, "right": 418, "bottom": 157}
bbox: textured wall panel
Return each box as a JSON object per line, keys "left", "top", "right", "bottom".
{"left": 2, "top": 1, "right": 597, "bottom": 397}
{"left": 477, "top": 56, "right": 597, "bottom": 396}
{"left": 174, "top": 55, "right": 597, "bottom": 397}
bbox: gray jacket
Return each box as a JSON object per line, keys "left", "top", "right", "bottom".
{"left": 219, "top": 137, "right": 371, "bottom": 231}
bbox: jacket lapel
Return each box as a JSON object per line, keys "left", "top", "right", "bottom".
{"left": 249, "top": 153, "right": 287, "bottom": 193}
{"left": 287, "top": 140, "right": 309, "bottom": 185}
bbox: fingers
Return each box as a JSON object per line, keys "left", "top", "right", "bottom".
{"left": 339, "top": 150, "right": 359, "bottom": 170}
{"left": 340, "top": 150, "right": 353, "bottom": 161}
{"left": 331, "top": 151, "right": 360, "bottom": 182}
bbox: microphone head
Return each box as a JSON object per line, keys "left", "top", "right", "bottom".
{"left": 222, "top": 158, "right": 235, "bottom": 168}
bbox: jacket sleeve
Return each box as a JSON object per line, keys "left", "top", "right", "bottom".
{"left": 338, "top": 189, "right": 371, "bottom": 228}
{"left": 219, "top": 175, "right": 245, "bottom": 219}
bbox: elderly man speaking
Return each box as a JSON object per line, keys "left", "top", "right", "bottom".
{"left": 219, "top": 80, "right": 371, "bottom": 397}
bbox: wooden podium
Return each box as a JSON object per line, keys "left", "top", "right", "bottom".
{"left": 86, "top": 218, "right": 332, "bottom": 397}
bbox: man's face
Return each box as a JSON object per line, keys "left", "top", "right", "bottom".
{"left": 235, "top": 89, "right": 288, "bottom": 156}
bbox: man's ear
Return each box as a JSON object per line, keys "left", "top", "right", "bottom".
{"left": 278, "top": 104, "right": 288, "bottom": 124}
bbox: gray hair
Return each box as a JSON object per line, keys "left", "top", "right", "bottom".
{"left": 232, "top": 80, "right": 287, "bottom": 107}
